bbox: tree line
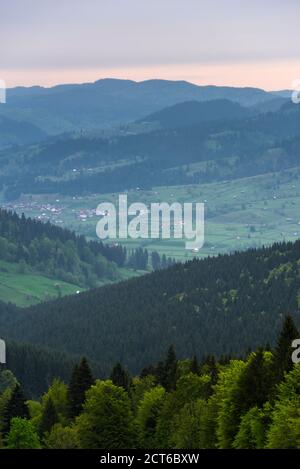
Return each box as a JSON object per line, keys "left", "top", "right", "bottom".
{"left": 0, "top": 316, "right": 299, "bottom": 449}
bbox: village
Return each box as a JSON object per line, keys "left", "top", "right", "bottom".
{"left": 2, "top": 198, "right": 98, "bottom": 226}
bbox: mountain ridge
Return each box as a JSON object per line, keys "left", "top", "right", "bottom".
{"left": 1, "top": 78, "right": 285, "bottom": 134}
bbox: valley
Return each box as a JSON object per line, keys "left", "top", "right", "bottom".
{"left": 4, "top": 167, "right": 300, "bottom": 262}
{"left": 1, "top": 1, "right": 299, "bottom": 452}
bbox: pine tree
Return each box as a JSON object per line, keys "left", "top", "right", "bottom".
{"left": 110, "top": 363, "right": 131, "bottom": 391}
{"left": 163, "top": 345, "right": 177, "bottom": 392}
{"left": 273, "top": 315, "right": 299, "bottom": 382}
{"left": 190, "top": 355, "right": 199, "bottom": 375}
{"left": 235, "top": 349, "right": 273, "bottom": 412}
{"left": 39, "top": 397, "right": 58, "bottom": 435}
{"left": 68, "top": 357, "right": 94, "bottom": 419}
{"left": 206, "top": 355, "right": 218, "bottom": 386}
{"left": 2, "top": 384, "right": 29, "bottom": 435}
{"left": 155, "top": 361, "right": 166, "bottom": 387}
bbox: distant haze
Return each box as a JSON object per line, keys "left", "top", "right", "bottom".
{"left": 1, "top": 0, "right": 299, "bottom": 89}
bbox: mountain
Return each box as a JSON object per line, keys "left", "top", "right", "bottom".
{"left": 137, "top": 99, "right": 251, "bottom": 128}
{"left": 2, "top": 98, "right": 300, "bottom": 200}
{"left": 0, "top": 115, "right": 47, "bottom": 148}
{"left": 1, "top": 238, "right": 300, "bottom": 375}
{"left": 1, "top": 79, "right": 282, "bottom": 134}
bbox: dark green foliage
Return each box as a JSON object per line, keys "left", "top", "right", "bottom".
{"left": 144, "top": 346, "right": 178, "bottom": 392}
{"left": 39, "top": 397, "right": 58, "bottom": 436}
{"left": 1, "top": 238, "right": 300, "bottom": 378}
{"left": 190, "top": 355, "right": 200, "bottom": 375}
{"left": 2, "top": 384, "right": 29, "bottom": 435}
{"left": 5, "top": 340, "right": 100, "bottom": 399}
{"left": 0, "top": 330, "right": 299, "bottom": 449}
{"left": 162, "top": 346, "right": 178, "bottom": 392}
{"left": 151, "top": 251, "right": 175, "bottom": 271}
{"left": 0, "top": 209, "right": 126, "bottom": 286}
{"left": 110, "top": 363, "right": 131, "bottom": 391}
{"left": 201, "top": 355, "right": 218, "bottom": 395}
{"left": 128, "top": 248, "right": 148, "bottom": 270}
{"left": 235, "top": 349, "right": 274, "bottom": 412}
{"left": 68, "top": 357, "right": 95, "bottom": 418}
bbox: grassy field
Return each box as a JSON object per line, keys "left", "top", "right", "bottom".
{"left": 3, "top": 167, "right": 300, "bottom": 262}
{"left": 0, "top": 259, "right": 84, "bottom": 307}
{"left": 0, "top": 258, "right": 142, "bottom": 307}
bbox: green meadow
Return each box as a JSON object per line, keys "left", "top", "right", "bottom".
{"left": 5, "top": 167, "right": 300, "bottom": 261}
{"left": 0, "top": 259, "right": 84, "bottom": 307}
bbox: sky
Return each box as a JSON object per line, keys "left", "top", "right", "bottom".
{"left": 1, "top": 0, "right": 299, "bottom": 90}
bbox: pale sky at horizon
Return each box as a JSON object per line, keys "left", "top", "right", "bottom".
{"left": 1, "top": 0, "right": 300, "bottom": 90}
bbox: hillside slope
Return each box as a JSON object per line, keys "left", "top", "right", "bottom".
{"left": 0, "top": 210, "right": 128, "bottom": 305}
{"left": 1, "top": 79, "right": 278, "bottom": 133}
{"left": 2, "top": 338, "right": 103, "bottom": 398}
{"left": 2, "top": 100, "right": 299, "bottom": 200}
{"left": 0, "top": 116, "right": 48, "bottom": 148}
{"left": 1, "top": 239, "right": 300, "bottom": 374}
{"left": 0, "top": 259, "right": 82, "bottom": 307}
{"left": 138, "top": 99, "right": 251, "bottom": 128}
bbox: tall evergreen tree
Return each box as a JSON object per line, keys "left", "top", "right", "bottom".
{"left": 190, "top": 355, "right": 199, "bottom": 375}
{"left": 39, "top": 397, "right": 58, "bottom": 436}
{"left": 206, "top": 355, "right": 218, "bottom": 386}
{"left": 68, "top": 357, "right": 94, "bottom": 419}
{"left": 2, "top": 384, "right": 29, "bottom": 435}
{"left": 235, "top": 349, "right": 273, "bottom": 412}
{"left": 163, "top": 346, "right": 177, "bottom": 392}
{"left": 110, "top": 363, "right": 131, "bottom": 391}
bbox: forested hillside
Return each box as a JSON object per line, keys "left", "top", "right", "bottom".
{"left": 0, "top": 116, "right": 47, "bottom": 149}
{"left": 4, "top": 341, "right": 103, "bottom": 398}
{"left": 0, "top": 318, "right": 299, "bottom": 449}
{"left": 0, "top": 209, "right": 126, "bottom": 288}
{"left": 1, "top": 238, "right": 300, "bottom": 375}
{"left": 1, "top": 99, "right": 299, "bottom": 200}
{"left": 138, "top": 99, "right": 251, "bottom": 128}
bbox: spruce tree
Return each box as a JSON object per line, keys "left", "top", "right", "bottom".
{"left": 39, "top": 397, "right": 58, "bottom": 435}
{"left": 163, "top": 345, "right": 177, "bottom": 392}
{"left": 68, "top": 357, "right": 94, "bottom": 419}
{"left": 155, "top": 361, "right": 166, "bottom": 387}
{"left": 190, "top": 355, "right": 199, "bottom": 375}
{"left": 110, "top": 363, "right": 131, "bottom": 391}
{"left": 2, "top": 384, "right": 29, "bottom": 435}
{"left": 207, "top": 355, "right": 218, "bottom": 386}
{"left": 235, "top": 348, "right": 273, "bottom": 412}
